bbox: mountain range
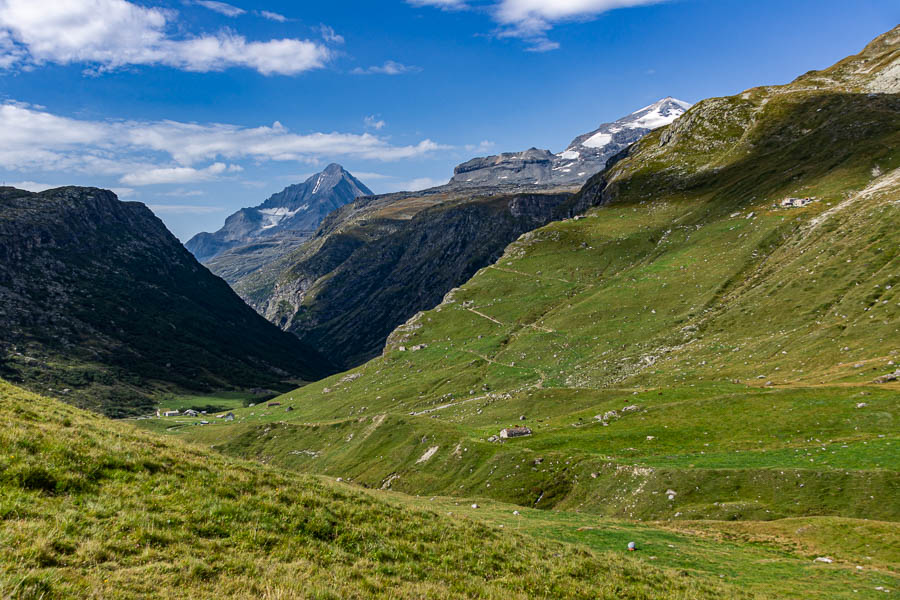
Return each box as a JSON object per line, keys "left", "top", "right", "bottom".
{"left": 212, "top": 99, "right": 686, "bottom": 370}
{"left": 0, "top": 23, "right": 898, "bottom": 600}
{"left": 178, "top": 26, "right": 900, "bottom": 528}
{"left": 449, "top": 97, "right": 691, "bottom": 188}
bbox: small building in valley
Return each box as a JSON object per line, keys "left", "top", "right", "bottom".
{"left": 500, "top": 426, "right": 532, "bottom": 439}
{"left": 781, "top": 197, "right": 815, "bottom": 208}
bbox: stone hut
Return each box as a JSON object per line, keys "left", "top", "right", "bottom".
{"left": 499, "top": 426, "right": 532, "bottom": 439}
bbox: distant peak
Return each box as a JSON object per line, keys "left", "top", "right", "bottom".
{"left": 630, "top": 97, "right": 690, "bottom": 114}
{"left": 323, "top": 163, "right": 346, "bottom": 174}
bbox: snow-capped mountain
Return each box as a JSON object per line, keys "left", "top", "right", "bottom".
{"left": 449, "top": 97, "right": 692, "bottom": 188}
{"left": 554, "top": 97, "right": 692, "bottom": 184}
{"left": 185, "top": 164, "right": 372, "bottom": 262}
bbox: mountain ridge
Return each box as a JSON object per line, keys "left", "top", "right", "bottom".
{"left": 449, "top": 98, "right": 691, "bottom": 188}
{"left": 0, "top": 186, "right": 332, "bottom": 416}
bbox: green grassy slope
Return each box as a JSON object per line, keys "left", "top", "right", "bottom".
{"left": 0, "top": 379, "right": 752, "bottom": 600}
{"left": 164, "top": 28, "right": 900, "bottom": 526}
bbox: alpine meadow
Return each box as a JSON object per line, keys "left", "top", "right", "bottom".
{"left": 0, "top": 2, "right": 897, "bottom": 599}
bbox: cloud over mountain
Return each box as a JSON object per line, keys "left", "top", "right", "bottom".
{"left": 0, "top": 101, "right": 449, "bottom": 185}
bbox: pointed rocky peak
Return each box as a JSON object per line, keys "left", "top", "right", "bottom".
{"left": 296, "top": 163, "right": 373, "bottom": 202}
{"left": 185, "top": 164, "right": 373, "bottom": 262}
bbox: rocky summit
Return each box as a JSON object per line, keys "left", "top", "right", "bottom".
{"left": 449, "top": 97, "right": 691, "bottom": 188}
{"left": 185, "top": 163, "right": 372, "bottom": 264}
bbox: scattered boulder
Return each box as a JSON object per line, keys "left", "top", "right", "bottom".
{"left": 874, "top": 370, "right": 900, "bottom": 383}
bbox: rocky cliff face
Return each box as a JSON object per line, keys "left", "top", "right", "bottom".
{"left": 185, "top": 164, "right": 372, "bottom": 264}
{"left": 451, "top": 148, "right": 557, "bottom": 186}
{"left": 449, "top": 98, "right": 691, "bottom": 188}
{"left": 0, "top": 186, "right": 332, "bottom": 416}
{"left": 234, "top": 187, "right": 577, "bottom": 370}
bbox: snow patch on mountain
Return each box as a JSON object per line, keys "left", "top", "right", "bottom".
{"left": 259, "top": 205, "right": 308, "bottom": 229}
{"left": 582, "top": 132, "right": 613, "bottom": 149}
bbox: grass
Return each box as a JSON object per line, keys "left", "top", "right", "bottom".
{"left": 372, "top": 492, "right": 900, "bottom": 600}
{"left": 155, "top": 390, "right": 278, "bottom": 413}
{"left": 1, "top": 379, "right": 749, "bottom": 599}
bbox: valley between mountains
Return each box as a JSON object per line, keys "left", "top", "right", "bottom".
{"left": 1, "top": 23, "right": 899, "bottom": 600}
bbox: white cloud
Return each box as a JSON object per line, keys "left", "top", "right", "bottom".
{"left": 110, "top": 187, "right": 136, "bottom": 198}
{"left": 147, "top": 204, "right": 224, "bottom": 214}
{"left": 410, "top": 0, "right": 662, "bottom": 51}
{"left": 351, "top": 171, "right": 394, "bottom": 181}
{"left": 352, "top": 60, "right": 420, "bottom": 75}
{"left": 5, "top": 180, "right": 134, "bottom": 197}
{"left": 0, "top": 0, "right": 329, "bottom": 75}
{"left": 120, "top": 162, "right": 241, "bottom": 186}
{"left": 0, "top": 101, "right": 450, "bottom": 184}
{"left": 8, "top": 180, "right": 60, "bottom": 192}
{"left": 122, "top": 119, "right": 447, "bottom": 164}
{"left": 162, "top": 188, "right": 207, "bottom": 197}
{"left": 407, "top": 0, "right": 468, "bottom": 8}
{"left": 464, "top": 140, "right": 496, "bottom": 153}
{"left": 320, "top": 25, "right": 344, "bottom": 45}
{"left": 256, "top": 10, "right": 287, "bottom": 22}
{"left": 364, "top": 115, "right": 386, "bottom": 130}
{"left": 384, "top": 176, "right": 447, "bottom": 192}
{"left": 195, "top": 0, "right": 245, "bottom": 17}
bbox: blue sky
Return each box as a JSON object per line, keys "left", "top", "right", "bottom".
{"left": 0, "top": 0, "right": 896, "bottom": 240}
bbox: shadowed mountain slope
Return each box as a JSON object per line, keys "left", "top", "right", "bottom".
{"left": 0, "top": 186, "right": 333, "bottom": 416}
